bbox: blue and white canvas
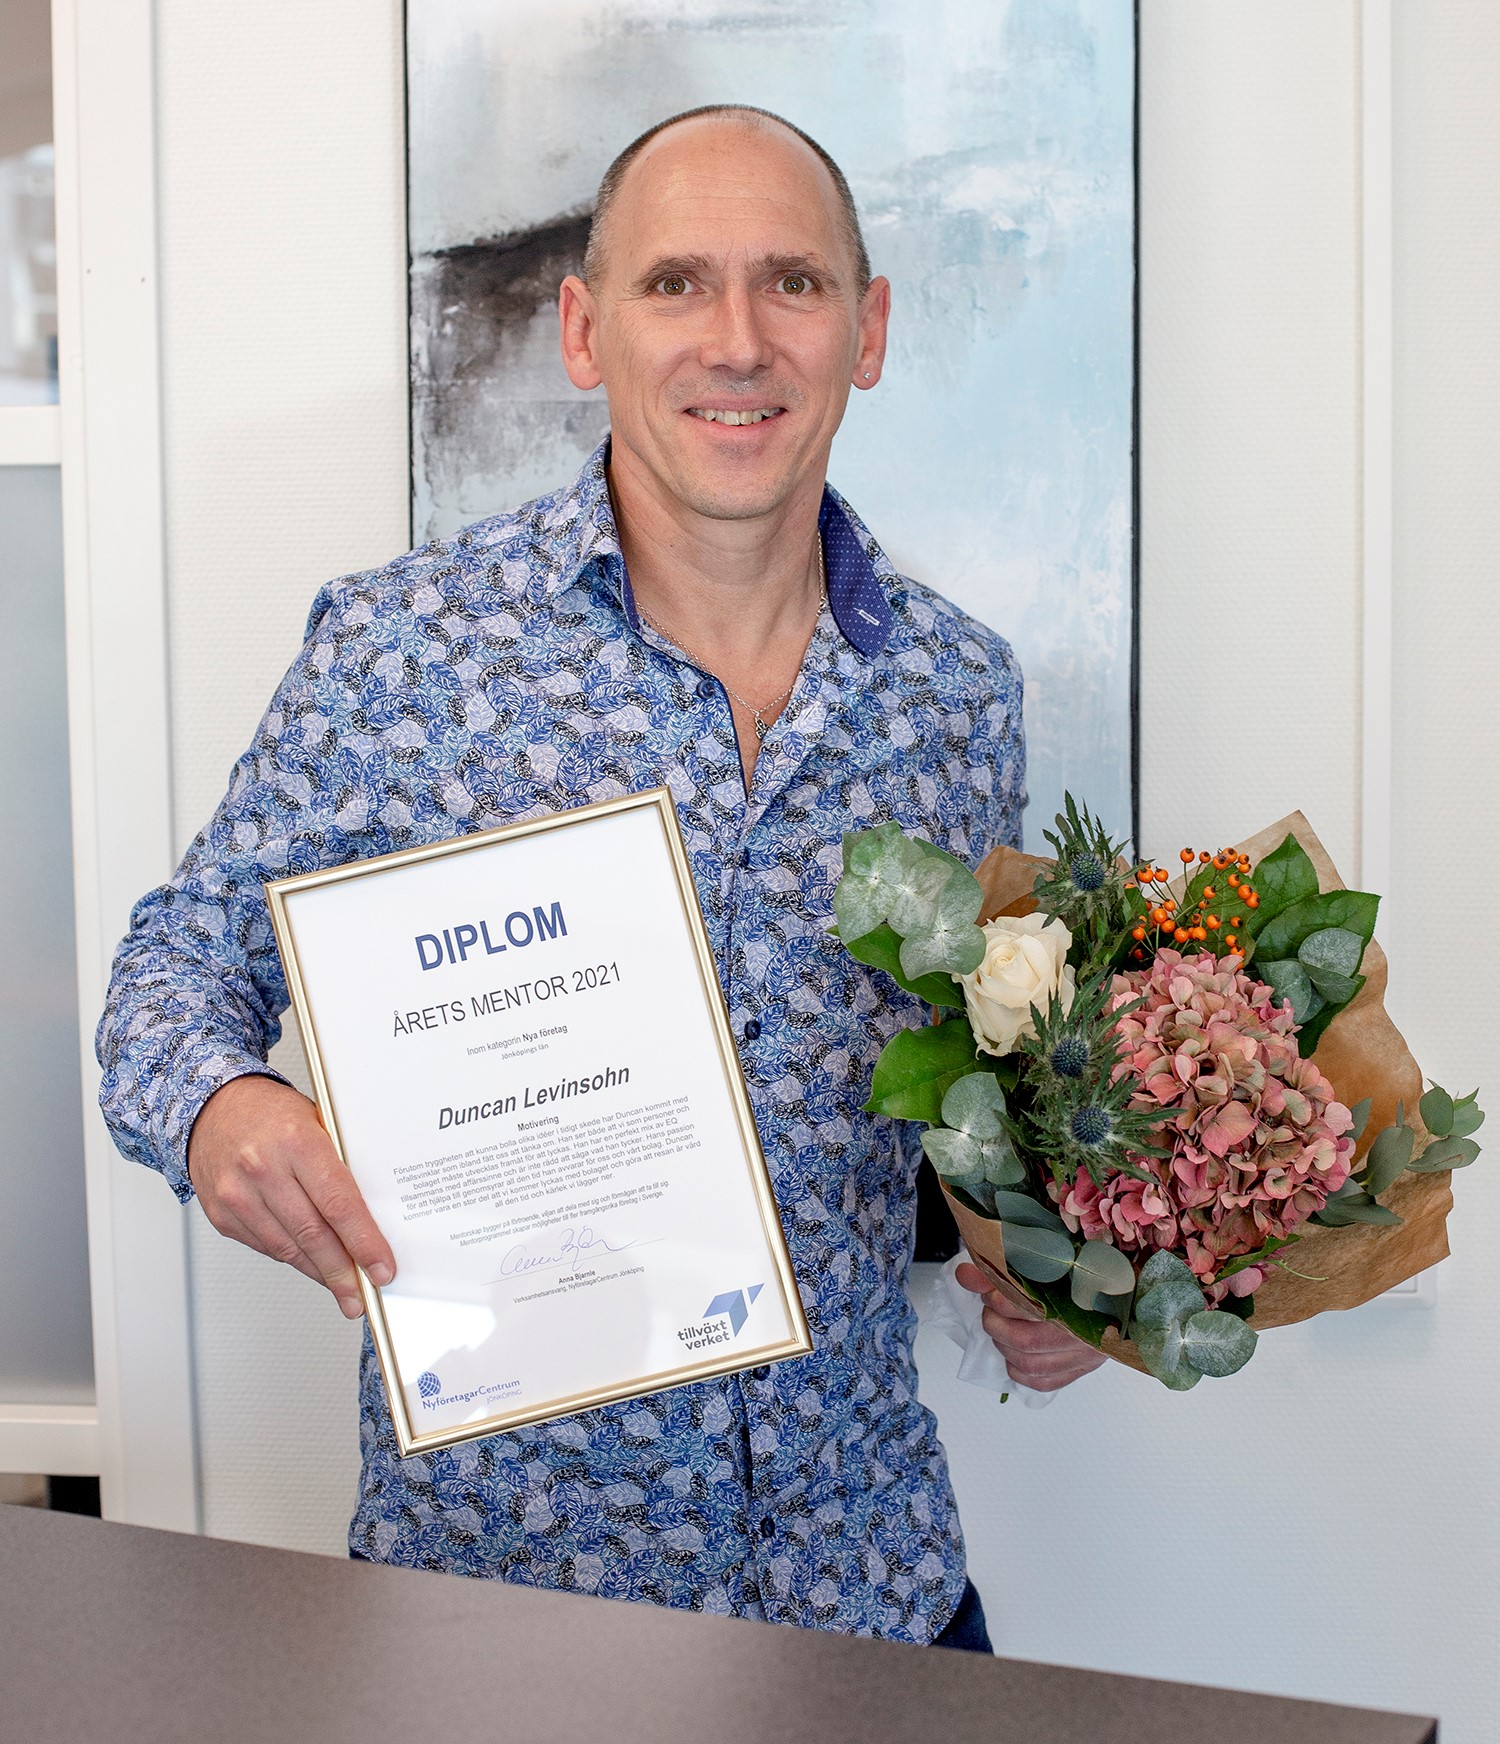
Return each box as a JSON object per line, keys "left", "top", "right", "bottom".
{"left": 407, "top": 0, "right": 1137, "bottom": 850}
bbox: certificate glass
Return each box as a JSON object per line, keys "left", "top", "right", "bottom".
{"left": 265, "top": 789, "right": 811, "bottom": 1455}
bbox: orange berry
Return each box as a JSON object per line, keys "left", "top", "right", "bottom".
{"left": 1225, "top": 933, "right": 1239, "bottom": 949}
{"left": 1199, "top": 851, "right": 1211, "bottom": 864}
{"left": 1246, "top": 893, "right": 1260, "bottom": 909}
{"left": 1180, "top": 849, "right": 1194, "bottom": 864}
{"left": 1228, "top": 872, "right": 1240, "bottom": 886}
{"left": 1232, "top": 913, "right": 1243, "bottom": 925}
{"left": 1173, "top": 927, "right": 1190, "bottom": 943}
{"left": 1132, "top": 925, "right": 1147, "bottom": 941}
{"left": 1203, "top": 886, "right": 1215, "bottom": 900}
{"left": 1206, "top": 914, "right": 1222, "bottom": 929}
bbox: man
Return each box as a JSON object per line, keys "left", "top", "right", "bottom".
{"left": 98, "top": 105, "right": 1101, "bottom": 1650}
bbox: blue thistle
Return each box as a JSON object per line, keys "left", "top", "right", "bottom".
{"left": 1070, "top": 1105, "right": 1112, "bottom": 1147}
{"left": 1068, "top": 851, "right": 1107, "bottom": 892}
{"left": 1049, "top": 1035, "right": 1090, "bottom": 1079}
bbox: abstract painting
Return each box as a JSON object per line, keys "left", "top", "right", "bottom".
{"left": 408, "top": 0, "right": 1137, "bottom": 850}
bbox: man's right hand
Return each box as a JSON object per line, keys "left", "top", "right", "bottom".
{"left": 187, "top": 1075, "right": 396, "bottom": 1318}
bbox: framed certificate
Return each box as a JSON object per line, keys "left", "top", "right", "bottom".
{"left": 265, "top": 789, "right": 811, "bottom": 1455}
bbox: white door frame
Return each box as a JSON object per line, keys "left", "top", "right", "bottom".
{"left": 50, "top": 0, "right": 199, "bottom": 1530}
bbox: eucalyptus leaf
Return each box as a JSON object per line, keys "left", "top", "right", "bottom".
{"left": 1257, "top": 958, "right": 1325, "bottom": 1026}
{"left": 1408, "top": 1135, "right": 1482, "bottom": 1173}
{"left": 1134, "top": 1275, "right": 1206, "bottom": 1330}
{"left": 921, "top": 1127, "right": 984, "bottom": 1180}
{"left": 1298, "top": 925, "right": 1365, "bottom": 979}
{"left": 1419, "top": 1085, "right": 1455, "bottom": 1139}
{"left": 1348, "top": 1097, "right": 1373, "bottom": 1142}
{"left": 1180, "top": 1310, "right": 1258, "bottom": 1377}
{"left": 1243, "top": 835, "right": 1319, "bottom": 934}
{"left": 1294, "top": 978, "right": 1365, "bottom": 1054}
{"left": 1132, "top": 1322, "right": 1201, "bottom": 1390}
{"left": 1069, "top": 1240, "right": 1136, "bottom": 1312}
{"left": 841, "top": 921, "right": 966, "bottom": 1009}
{"left": 1450, "top": 1094, "right": 1486, "bottom": 1139}
{"left": 1361, "top": 1120, "right": 1416, "bottom": 1196}
{"left": 1138, "top": 1250, "right": 1199, "bottom": 1293}
{"left": 1000, "top": 1222, "right": 1076, "bottom": 1284}
{"left": 864, "top": 1019, "right": 977, "bottom": 1122}
{"left": 834, "top": 824, "right": 911, "bottom": 942}
{"left": 883, "top": 851, "right": 956, "bottom": 936}
{"left": 941, "top": 1072, "right": 1008, "bottom": 1138}
{"left": 899, "top": 889, "right": 986, "bottom": 981}
{"left": 988, "top": 1190, "right": 1066, "bottom": 1232}
{"left": 1254, "top": 889, "right": 1380, "bottom": 964}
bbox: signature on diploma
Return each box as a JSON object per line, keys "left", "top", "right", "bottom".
{"left": 494, "top": 1225, "right": 641, "bottom": 1280}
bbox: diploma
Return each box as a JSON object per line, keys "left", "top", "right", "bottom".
{"left": 265, "top": 789, "right": 811, "bottom": 1454}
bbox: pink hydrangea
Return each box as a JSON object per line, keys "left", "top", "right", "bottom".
{"left": 1052, "top": 950, "right": 1355, "bottom": 1302}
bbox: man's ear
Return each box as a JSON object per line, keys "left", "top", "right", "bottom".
{"left": 852, "top": 275, "right": 891, "bottom": 389}
{"left": 559, "top": 275, "right": 604, "bottom": 391}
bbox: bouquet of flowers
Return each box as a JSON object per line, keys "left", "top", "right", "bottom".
{"left": 834, "top": 799, "right": 1485, "bottom": 1390}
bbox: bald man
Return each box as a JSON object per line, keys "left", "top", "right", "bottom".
{"left": 99, "top": 106, "right": 1099, "bottom": 1653}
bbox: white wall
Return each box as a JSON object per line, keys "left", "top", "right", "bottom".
{"left": 149, "top": 1, "right": 1498, "bottom": 1735}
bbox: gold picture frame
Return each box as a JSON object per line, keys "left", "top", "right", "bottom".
{"left": 264, "top": 787, "right": 811, "bottom": 1456}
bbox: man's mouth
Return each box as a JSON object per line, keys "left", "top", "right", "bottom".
{"left": 686, "top": 406, "right": 785, "bottom": 426}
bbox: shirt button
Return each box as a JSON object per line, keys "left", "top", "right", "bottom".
{"left": 743, "top": 1019, "right": 761, "bottom": 1042}
{"left": 759, "top": 1517, "right": 775, "bottom": 1541}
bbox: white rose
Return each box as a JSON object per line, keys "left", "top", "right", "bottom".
{"left": 956, "top": 913, "right": 1076, "bottom": 1057}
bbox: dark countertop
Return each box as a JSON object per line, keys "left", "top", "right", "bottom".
{"left": 0, "top": 1504, "right": 1436, "bottom": 1743}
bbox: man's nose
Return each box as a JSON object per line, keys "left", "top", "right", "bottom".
{"left": 698, "top": 282, "right": 774, "bottom": 378}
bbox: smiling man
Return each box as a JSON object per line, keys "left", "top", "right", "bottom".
{"left": 97, "top": 106, "right": 1099, "bottom": 1653}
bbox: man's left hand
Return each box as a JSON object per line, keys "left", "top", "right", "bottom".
{"left": 953, "top": 1261, "right": 1107, "bottom": 1392}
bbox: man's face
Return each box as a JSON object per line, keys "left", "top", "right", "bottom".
{"left": 560, "top": 118, "right": 889, "bottom": 525}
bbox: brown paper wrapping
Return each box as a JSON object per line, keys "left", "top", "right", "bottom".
{"left": 947, "top": 812, "right": 1453, "bottom": 1371}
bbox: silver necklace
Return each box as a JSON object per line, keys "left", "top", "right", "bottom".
{"left": 638, "top": 536, "right": 828, "bottom": 743}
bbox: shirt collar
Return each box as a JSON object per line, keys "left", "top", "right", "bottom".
{"left": 548, "top": 439, "right": 896, "bottom": 658}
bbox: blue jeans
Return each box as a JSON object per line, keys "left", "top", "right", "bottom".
{"left": 932, "top": 1579, "right": 992, "bottom": 1653}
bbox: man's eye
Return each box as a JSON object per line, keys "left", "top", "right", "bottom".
{"left": 779, "top": 274, "right": 809, "bottom": 295}
{"left": 657, "top": 275, "right": 689, "bottom": 296}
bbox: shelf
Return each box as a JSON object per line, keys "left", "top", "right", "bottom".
{"left": 0, "top": 404, "right": 62, "bottom": 465}
{"left": 0, "top": 1403, "right": 100, "bottom": 1475}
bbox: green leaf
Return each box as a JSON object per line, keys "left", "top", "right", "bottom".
{"left": 841, "top": 922, "right": 966, "bottom": 1009}
{"left": 1450, "top": 1092, "right": 1486, "bottom": 1139}
{"left": 1244, "top": 835, "right": 1320, "bottom": 935}
{"left": 1409, "top": 1135, "right": 1482, "bottom": 1173}
{"left": 1133, "top": 1322, "right": 1202, "bottom": 1390}
{"left": 1134, "top": 1275, "right": 1206, "bottom": 1330}
{"left": 941, "top": 1072, "right": 1007, "bottom": 1138}
{"left": 1361, "top": 1119, "right": 1416, "bottom": 1196}
{"left": 1180, "top": 1310, "right": 1258, "bottom": 1377}
{"left": 834, "top": 824, "right": 910, "bottom": 942}
{"left": 944, "top": 1180, "right": 998, "bottom": 1220}
{"left": 898, "top": 864, "right": 986, "bottom": 980}
{"left": 1257, "top": 958, "right": 1324, "bottom": 1026}
{"left": 988, "top": 1190, "right": 1066, "bottom": 1232}
{"left": 1419, "top": 1085, "right": 1455, "bottom": 1139}
{"left": 1254, "top": 889, "right": 1380, "bottom": 964}
{"left": 864, "top": 1019, "right": 977, "bottom": 1122}
{"left": 1312, "top": 1189, "right": 1403, "bottom": 1228}
{"left": 1069, "top": 1240, "right": 1136, "bottom": 1311}
{"left": 1000, "top": 1222, "right": 1076, "bottom": 1284}
{"left": 1348, "top": 1097, "right": 1373, "bottom": 1142}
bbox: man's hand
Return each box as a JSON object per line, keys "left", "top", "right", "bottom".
{"left": 953, "top": 1260, "right": 1106, "bottom": 1392}
{"left": 187, "top": 1076, "right": 396, "bottom": 1318}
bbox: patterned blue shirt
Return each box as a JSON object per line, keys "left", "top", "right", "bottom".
{"left": 97, "top": 441, "right": 1026, "bottom": 1643}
